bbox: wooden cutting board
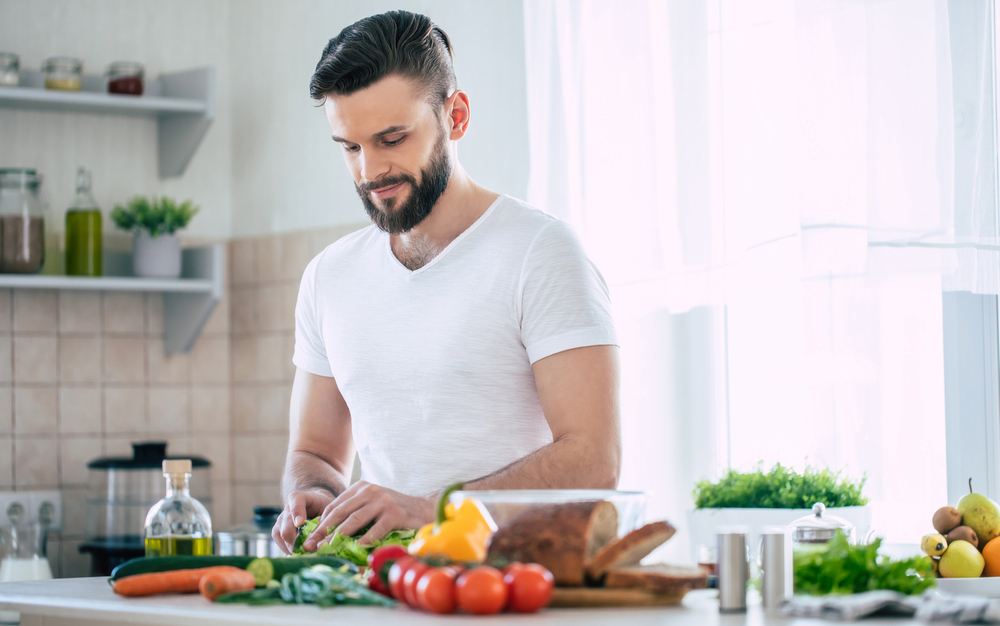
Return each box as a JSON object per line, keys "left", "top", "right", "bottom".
{"left": 550, "top": 587, "right": 688, "bottom": 608}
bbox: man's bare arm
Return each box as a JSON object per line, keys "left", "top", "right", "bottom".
{"left": 464, "top": 345, "right": 621, "bottom": 490}
{"left": 272, "top": 368, "right": 355, "bottom": 553}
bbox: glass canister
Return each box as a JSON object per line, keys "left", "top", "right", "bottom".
{"left": 107, "top": 62, "right": 143, "bottom": 95}
{"left": 0, "top": 53, "right": 19, "bottom": 87}
{"left": 43, "top": 56, "right": 82, "bottom": 91}
{"left": 66, "top": 166, "right": 102, "bottom": 276}
{"left": 0, "top": 169, "right": 46, "bottom": 274}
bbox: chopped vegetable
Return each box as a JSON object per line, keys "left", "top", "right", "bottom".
{"left": 217, "top": 564, "right": 397, "bottom": 608}
{"left": 793, "top": 531, "right": 935, "bottom": 595}
{"left": 693, "top": 463, "right": 868, "bottom": 509}
{"left": 199, "top": 567, "right": 256, "bottom": 601}
{"left": 292, "top": 520, "right": 415, "bottom": 566}
{"left": 408, "top": 483, "right": 496, "bottom": 563}
{"left": 112, "top": 566, "right": 242, "bottom": 597}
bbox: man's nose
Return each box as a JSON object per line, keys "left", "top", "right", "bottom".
{"left": 358, "top": 150, "right": 390, "bottom": 184}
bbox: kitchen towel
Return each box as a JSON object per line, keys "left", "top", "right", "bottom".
{"left": 783, "top": 591, "right": 1000, "bottom": 623}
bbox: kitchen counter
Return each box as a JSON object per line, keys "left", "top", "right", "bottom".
{"left": 0, "top": 578, "right": 929, "bottom": 626}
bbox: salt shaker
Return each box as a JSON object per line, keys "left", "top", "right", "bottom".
{"left": 760, "top": 527, "right": 793, "bottom": 609}
{"left": 717, "top": 527, "right": 749, "bottom": 612}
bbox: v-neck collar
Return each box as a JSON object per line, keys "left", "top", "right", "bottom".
{"left": 385, "top": 195, "right": 505, "bottom": 276}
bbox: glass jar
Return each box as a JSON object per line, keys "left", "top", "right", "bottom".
{"left": 66, "top": 166, "right": 102, "bottom": 276}
{"left": 144, "top": 459, "right": 213, "bottom": 557}
{"left": 107, "top": 61, "right": 143, "bottom": 95}
{"left": 0, "top": 169, "right": 46, "bottom": 274}
{"left": 0, "top": 53, "right": 18, "bottom": 87}
{"left": 43, "top": 56, "right": 82, "bottom": 91}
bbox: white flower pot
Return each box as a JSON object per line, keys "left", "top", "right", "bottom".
{"left": 133, "top": 231, "right": 181, "bottom": 278}
{"left": 685, "top": 505, "right": 873, "bottom": 564}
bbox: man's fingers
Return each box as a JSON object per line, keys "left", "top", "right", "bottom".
{"left": 288, "top": 492, "right": 309, "bottom": 528}
{"left": 357, "top": 516, "right": 395, "bottom": 546}
{"left": 272, "top": 510, "right": 298, "bottom": 555}
{"left": 329, "top": 507, "right": 378, "bottom": 543}
{"left": 303, "top": 492, "right": 366, "bottom": 551}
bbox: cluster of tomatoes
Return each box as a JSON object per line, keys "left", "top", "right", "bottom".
{"left": 366, "top": 545, "right": 555, "bottom": 615}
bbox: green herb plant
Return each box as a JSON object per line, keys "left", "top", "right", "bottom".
{"left": 793, "top": 530, "right": 935, "bottom": 595}
{"left": 693, "top": 463, "right": 868, "bottom": 509}
{"left": 111, "top": 195, "right": 199, "bottom": 238}
{"left": 292, "top": 517, "right": 416, "bottom": 566}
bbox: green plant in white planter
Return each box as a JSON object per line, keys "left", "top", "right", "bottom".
{"left": 111, "top": 196, "right": 199, "bottom": 278}
{"left": 686, "top": 463, "right": 871, "bottom": 564}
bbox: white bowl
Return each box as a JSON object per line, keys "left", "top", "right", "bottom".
{"left": 936, "top": 577, "right": 1000, "bottom": 598}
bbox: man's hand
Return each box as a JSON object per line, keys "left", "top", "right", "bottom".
{"left": 272, "top": 489, "right": 336, "bottom": 555}
{"left": 301, "top": 481, "right": 435, "bottom": 551}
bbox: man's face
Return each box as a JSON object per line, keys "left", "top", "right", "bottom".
{"left": 324, "top": 75, "right": 453, "bottom": 233}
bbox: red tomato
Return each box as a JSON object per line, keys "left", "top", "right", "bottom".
{"left": 388, "top": 556, "right": 417, "bottom": 600}
{"left": 456, "top": 566, "right": 508, "bottom": 615}
{"left": 403, "top": 561, "right": 432, "bottom": 607}
{"left": 416, "top": 566, "right": 459, "bottom": 614}
{"left": 368, "top": 571, "right": 392, "bottom": 598}
{"left": 504, "top": 563, "right": 554, "bottom": 613}
{"left": 368, "top": 545, "right": 410, "bottom": 587}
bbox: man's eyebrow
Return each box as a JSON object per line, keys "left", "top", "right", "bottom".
{"left": 331, "top": 125, "right": 412, "bottom": 144}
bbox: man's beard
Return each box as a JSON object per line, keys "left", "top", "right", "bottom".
{"left": 355, "top": 133, "right": 452, "bottom": 234}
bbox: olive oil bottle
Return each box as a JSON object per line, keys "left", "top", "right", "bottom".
{"left": 144, "top": 459, "right": 213, "bottom": 557}
{"left": 65, "top": 166, "right": 102, "bottom": 276}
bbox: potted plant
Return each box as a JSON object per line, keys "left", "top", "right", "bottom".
{"left": 686, "top": 463, "right": 872, "bottom": 563}
{"left": 111, "top": 196, "right": 199, "bottom": 278}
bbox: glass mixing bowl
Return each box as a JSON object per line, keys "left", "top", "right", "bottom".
{"left": 449, "top": 489, "right": 648, "bottom": 536}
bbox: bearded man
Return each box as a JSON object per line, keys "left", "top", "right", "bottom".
{"left": 273, "top": 10, "right": 621, "bottom": 554}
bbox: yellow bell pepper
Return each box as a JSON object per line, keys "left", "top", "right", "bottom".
{"left": 408, "top": 483, "right": 496, "bottom": 563}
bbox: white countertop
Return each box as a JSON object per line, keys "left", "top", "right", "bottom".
{"left": 0, "top": 578, "right": 930, "bottom": 626}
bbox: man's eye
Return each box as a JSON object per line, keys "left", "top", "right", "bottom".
{"left": 383, "top": 137, "right": 404, "bottom": 147}
{"left": 343, "top": 144, "right": 360, "bottom": 153}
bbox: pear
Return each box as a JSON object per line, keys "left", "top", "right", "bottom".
{"left": 939, "top": 540, "right": 985, "bottom": 578}
{"left": 957, "top": 478, "right": 1000, "bottom": 545}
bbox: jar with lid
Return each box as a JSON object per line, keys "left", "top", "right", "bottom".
{"left": 790, "top": 502, "right": 856, "bottom": 548}
{"left": 107, "top": 61, "right": 143, "bottom": 95}
{"left": 0, "top": 169, "right": 46, "bottom": 274}
{"left": 43, "top": 56, "right": 82, "bottom": 91}
{"left": 0, "top": 53, "right": 18, "bottom": 87}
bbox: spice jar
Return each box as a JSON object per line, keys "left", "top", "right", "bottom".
{"left": 43, "top": 56, "right": 82, "bottom": 91}
{"left": 107, "top": 62, "right": 143, "bottom": 95}
{"left": 0, "top": 169, "right": 46, "bottom": 274}
{"left": 0, "top": 53, "right": 18, "bottom": 87}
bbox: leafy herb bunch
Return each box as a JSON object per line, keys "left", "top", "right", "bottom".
{"left": 693, "top": 463, "right": 868, "bottom": 509}
{"left": 111, "top": 195, "right": 199, "bottom": 238}
{"left": 794, "top": 531, "right": 934, "bottom": 595}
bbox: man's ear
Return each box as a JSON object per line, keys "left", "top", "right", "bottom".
{"left": 446, "top": 90, "right": 471, "bottom": 140}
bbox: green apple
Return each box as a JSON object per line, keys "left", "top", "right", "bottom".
{"left": 957, "top": 478, "right": 1000, "bottom": 545}
{"left": 939, "top": 540, "right": 985, "bottom": 578}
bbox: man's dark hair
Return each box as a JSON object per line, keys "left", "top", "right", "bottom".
{"left": 310, "top": 11, "right": 456, "bottom": 105}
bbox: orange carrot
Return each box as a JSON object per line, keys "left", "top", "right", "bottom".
{"left": 113, "top": 566, "right": 246, "bottom": 597}
{"left": 199, "top": 567, "right": 257, "bottom": 601}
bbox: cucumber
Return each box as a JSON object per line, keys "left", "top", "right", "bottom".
{"left": 109, "top": 556, "right": 257, "bottom": 582}
{"left": 247, "top": 556, "right": 357, "bottom": 586}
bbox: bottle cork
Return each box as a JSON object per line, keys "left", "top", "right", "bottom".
{"left": 162, "top": 459, "right": 192, "bottom": 475}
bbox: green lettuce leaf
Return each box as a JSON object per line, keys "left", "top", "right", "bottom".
{"left": 293, "top": 519, "right": 416, "bottom": 565}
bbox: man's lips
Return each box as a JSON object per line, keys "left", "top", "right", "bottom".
{"left": 370, "top": 182, "right": 405, "bottom": 200}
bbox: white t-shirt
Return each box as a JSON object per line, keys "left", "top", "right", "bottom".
{"left": 292, "top": 195, "right": 617, "bottom": 497}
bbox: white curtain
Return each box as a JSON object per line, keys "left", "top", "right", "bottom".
{"left": 522, "top": 0, "right": 991, "bottom": 558}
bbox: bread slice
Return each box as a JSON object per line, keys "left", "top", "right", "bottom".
{"left": 486, "top": 500, "right": 618, "bottom": 586}
{"left": 604, "top": 564, "right": 709, "bottom": 593}
{"left": 584, "top": 520, "right": 676, "bottom": 581}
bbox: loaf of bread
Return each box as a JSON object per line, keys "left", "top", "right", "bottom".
{"left": 486, "top": 500, "right": 618, "bottom": 586}
{"left": 584, "top": 520, "right": 677, "bottom": 581}
{"left": 604, "top": 564, "right": 708, "bottom": 592}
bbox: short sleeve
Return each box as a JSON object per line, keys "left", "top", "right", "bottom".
{"left": 518, "top": 219, "right": 618, "bottom": 364}
{"left": 292, "top": 253, "right": 334, "bottom": 377}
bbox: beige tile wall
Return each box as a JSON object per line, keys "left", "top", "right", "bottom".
{"left": 0, "top": 284, "right": 231, "bottom": 578}
{"left": 1, "top": 223, "right": 363, "bottom": 578}
{"left": 227, "top": 224, "right": 364, "bottom": 526}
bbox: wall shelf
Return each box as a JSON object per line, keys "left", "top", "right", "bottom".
{"left": 0, "top": 67, "right": 215, "bottom": 177}
{"left": 0, "top": 244, "right": 224, "bottom": 354}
